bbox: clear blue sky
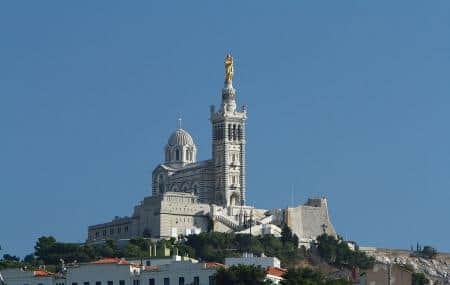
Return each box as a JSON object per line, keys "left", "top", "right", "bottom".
{"left": 1, "top": 1, "right": 449, "bottom": 257}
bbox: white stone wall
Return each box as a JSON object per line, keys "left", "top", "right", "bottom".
{"left": 65, "top": 261, "right": 216, "bottom": 285}
{"left": 87, "top": 217, "right": 134, "bottom": 242}
{"left": 284, "top": 198, "right": 336, "bottom": 241}
{"left": 225, "top": 256, "right": 281, "bottom": 269}
{"left": 140, "top": 263, "right": 216, "bottom": 285}
{"left": 67, "top": 263, "right": 138, "bottom": 285}
{"left": 158, "top": 193, "right": 211, "bottom": 238}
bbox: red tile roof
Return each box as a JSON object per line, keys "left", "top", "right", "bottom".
{"left": 33, "top": 270, "right": 55, "bottom": 277}
{"left": 205, "top": 262, "right": 225, "bottom": 269}
{"left": 266, "top": 267, "right": 287, "bottom": 278}
{"left": 92, "top": 258, "right": 129, "bottom": 265}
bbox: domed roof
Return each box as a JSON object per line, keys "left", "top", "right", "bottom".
{"left": 167, "top": 128, "right": 195, "bottom": 147}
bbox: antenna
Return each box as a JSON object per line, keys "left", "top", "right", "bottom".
{"left": 178, "top": 115, "right": 182, "bottom": 129}
{"left": 291, "top": 184, "right": 294, "bottom": 208}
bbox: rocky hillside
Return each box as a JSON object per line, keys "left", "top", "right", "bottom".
{"left": 361, "top": 247, "right": 450, "bottom": 284}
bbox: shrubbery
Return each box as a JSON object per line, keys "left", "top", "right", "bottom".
{"left": 213, "top": 264, "right": 271, "bottom": 285}
{"left": 281, "top": 267, "right": 350, "bottom": 285}
{"left": 316, "top": 234, "right": 374, "bottom": 270}
{"left": 183, "top": 229, "right": 305, "bottom": 267}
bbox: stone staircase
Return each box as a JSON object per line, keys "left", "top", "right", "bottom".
{"left": 213, "top": 213, "right": 242, "bottom": 231}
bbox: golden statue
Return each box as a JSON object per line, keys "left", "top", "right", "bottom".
{"left": 224, "top": 53, "right": 234, "bottom": 83}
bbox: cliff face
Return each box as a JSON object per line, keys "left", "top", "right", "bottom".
{"left": 360, "top": 247, "right": 450, "bottom": 284}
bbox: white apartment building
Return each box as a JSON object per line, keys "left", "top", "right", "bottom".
{"left": 65, "top": 258, "right": 218, "bottom": 285}
{"left": 2, "top": 255, "right": 285, "bottom": 285}
{"left": 225, "top": 253, "right": 281, "bottom": 269}
{"left": 0, "top": 269, "right": 65, "bottom": 285}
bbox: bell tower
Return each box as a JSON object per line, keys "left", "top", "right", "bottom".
{"left": 210, "top": 54, "right": 247, "bottom": 207}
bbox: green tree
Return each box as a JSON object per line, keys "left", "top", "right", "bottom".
{"left": 0, "top": 252, "right": 24, "bottom": 270}
{"left": 281, "top": 226, "right": 299, "bottom": 248}
{"left": 23, "top": 254, "right": 36, "bottom": 264}
{"left": 2, "top": 254, "right": 20, "bottom": 262}
{"left": 34, "top": 236, "right": 57, "bottom": 263}
{"left": 316, "top": 234, "right": 374, "bottom": 270}
{"left": 280, "top": 267, "right": 323, "bottom": 285}
{"left": 130, "top": 237, "right": 152, "bottom": 254}
{"left": 412, "top": 273, "right": 429, "bottom": 285}
{"left": 119, "top": 244, "right": 146, "bottom": 258}
{"left": 213, "top": 264, "right": 272, "bottom": 285}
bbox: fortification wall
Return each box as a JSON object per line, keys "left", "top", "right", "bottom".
{"left": 286, "top": 198, "right": 336, "bottom": 241}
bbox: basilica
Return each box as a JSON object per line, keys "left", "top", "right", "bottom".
{"left": 87, "top": 55, "right": 336, "bottom": 246}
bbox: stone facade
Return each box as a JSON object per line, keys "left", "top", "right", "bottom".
{"left": 87, "top": 55, "right": 337, "bottom": 244}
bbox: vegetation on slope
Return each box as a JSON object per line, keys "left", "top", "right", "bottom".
{"left": 316, "top": 234, "right": 375, "bottom": 270}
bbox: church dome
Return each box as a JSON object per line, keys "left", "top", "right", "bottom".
{"left": 168, "top": 128, "right": 195, "bottom": 147}
{"left": 165, "top": 128, "right": 197, "bottom": 166}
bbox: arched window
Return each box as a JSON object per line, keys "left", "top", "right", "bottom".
{"left": 186, "top": 149, "right": 189, "bottom": 161}
{"left": 193, "top": 184, "right": 198, "bottom": 195}
{"left": 230, "top": 194, "right": 239, "bottom": 206}
{"left": 158, "top": 174, "right": 165, "bottom": 193}
{"left": 175, "top": 149, "right": 180, "bottom": 161}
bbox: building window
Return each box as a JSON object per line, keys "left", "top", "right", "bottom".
{"left": 178, "top": 277, "right": 184, "bottom": 285}
{"left": 102, "top": 230, "right": 106, "bottom": 236}
{"left": 193, "top": 277, "right": 199, "bottom": 285}
{"left": 193, "top": 184, "right": 198, "bottom": 195}
{"left": 84, "top": 282, "right": 90, "bottom": 285}
{"left": 209, "top": 276, "right": 215, "bottom": 285}
{"left": 166, "top": 148, "right": 171, "bottom": 161}
{"left": 175, "top": 149, "right": 180, "bottom": 161}
{"left": 72, "top": 282, "right": 78, "bottom": 285}
{"left": 96, "top": 281, "right": 101, "bottom": 285}
{"left": 164, "top": 278, "right": 170, "bottom": 285}
{"left": 148, "top": 279, "right": 155, "bottom": 285}
{"left": 118, "top": 227, "right": 121, "bottom": 233}
{"left": 110, "top": 228, "right": 114, "bottom": 235}
{"left": 95, "top": 232, "right": 99, "bottom": 237}
{"left": 133, "top": 281, "right": 139, "bottom": 285}
{"left": 108, "top": 282, "right": 113, "bottom": 285}
{"left": 119, "top": 281, "right": 125, "bottom": 285}
{"left": 159, "top": 174, "right": 165, "bottom": 193}
{"left": 124, "top": 226, "right": 128, "bottom": 232}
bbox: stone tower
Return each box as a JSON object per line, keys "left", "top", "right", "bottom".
{"left": 210, "top": 54, "right": 247, "bottom": 207}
